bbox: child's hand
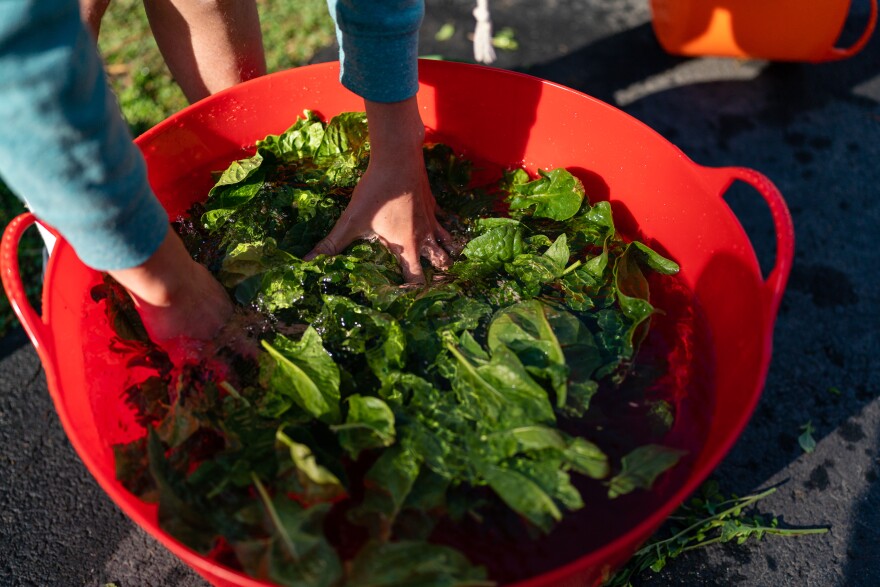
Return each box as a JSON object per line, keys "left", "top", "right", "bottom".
{"left": 108, "top": 227, "right": 233, "bottom": 342}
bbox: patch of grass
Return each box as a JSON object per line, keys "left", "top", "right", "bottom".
{"left": 259, "top": 0, "right": 337, "bottom": 72}
{"left": 98, "top": 0, "right": 186, "bottom": 135}
{"left": 0, "top": 0, "right": 336, "bottom": 338}
{"left": 0, "top": 180, "right": 43, "bottom": 339}
{"left": 99, "top": 0, "right": 336, "bottom": 134}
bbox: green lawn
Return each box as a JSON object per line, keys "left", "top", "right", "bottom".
{"left": 100, "top": 0, "right": 336, "bottom": 135}
{"left": 0, "top": 0, "right": 336, "bottom": 338}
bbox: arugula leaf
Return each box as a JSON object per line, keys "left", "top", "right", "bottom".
{"left": 605, "top": 483, "right": 829, "bottom": 587}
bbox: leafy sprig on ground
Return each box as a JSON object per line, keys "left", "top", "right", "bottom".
{"left": 604, "top": 480, "right": 829, "bottom": 587}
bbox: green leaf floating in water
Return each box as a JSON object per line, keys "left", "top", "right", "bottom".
{"left": 606, "top": 444, "right": 688, "bottom": 499}
{"left": 507, "top": 168, "right": 585, "bottom": 221}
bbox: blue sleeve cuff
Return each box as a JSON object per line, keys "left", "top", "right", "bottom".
{"left": 0, "top": 0, "right": 169, "bottom": 271}
{"left": 328, "top": 0, "right": 423, "bottom": 103}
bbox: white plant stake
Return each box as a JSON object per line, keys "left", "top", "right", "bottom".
{"left": 473, "top": 0, "right": 496, "bottom": 64}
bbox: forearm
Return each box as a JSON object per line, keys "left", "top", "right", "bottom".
{"left": 107, "top": 226, "right": 234, "bottom": 342}
{"left": 364, "top": 97, "right": 425, "bottom": 163}
{"left": 0, "top": 0, "right": 168, "bottom": 271}
{"left": 107, "top": 224, "right": 184, "bottom": 309}
{"left": 326, "top": 0, "right": 424, "bottom": 103}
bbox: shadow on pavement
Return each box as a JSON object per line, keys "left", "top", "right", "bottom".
{"left": 0, "top": 326, "right": 29, "bottom": 361}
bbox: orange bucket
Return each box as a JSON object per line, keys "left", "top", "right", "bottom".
{"left": 650, "top": 0, "right": 877, "bottom": 62}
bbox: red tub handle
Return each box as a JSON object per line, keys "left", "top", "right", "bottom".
{"left": 702, "top": 166, "right": 795, "bottom": 323}
{"left": 1, "top": 213, "right": 52, "bottom": 357}
{"left": 819, "top": 0, "right": 877, "bottom": 61}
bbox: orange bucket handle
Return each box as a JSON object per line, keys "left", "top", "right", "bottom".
{"left": 1, "top": 212, "right": 53, "bottom": 362}
{"left": 699, "top": 166, "right": 795, "bottom": 324}
{"left": 820, "top": 0, "right": 877, "bottom": 61}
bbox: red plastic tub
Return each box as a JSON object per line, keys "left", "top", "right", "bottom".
{"left": 1, "top": 60, "right": 793, "bottom": 586}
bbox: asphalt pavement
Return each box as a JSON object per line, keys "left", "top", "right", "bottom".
{"left": 1, "top": 1, "right": 878, "bottom": 586}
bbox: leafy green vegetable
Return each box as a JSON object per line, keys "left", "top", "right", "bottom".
{"left": 798, "top": 420, "right": 817, "bottom": 454}
{"left": 102, "top": 111, "right": 687, "bottom": 586}
{"left": 276, "top": 428, "right": 343, "bottom": 490}
{"left": 347, "top": 444, "right": 421, "bottom": 539}
{"left": 202, "top": 154, "right": 266, "bottom": 230}
{"left": 606, "top": 445, "right": 688, "bottom": 499}
{"left": 507, "top": 168, "right": 584, "bottom": 221}
{"left": 605, "top": 481, "right": 829, "bottom": 586}
{"left": 260, "top": 327, "right": 341, "bottom": 423}
{"left": 347, "top": 540, "right": 493, "bottom": 587}
{"left": 481, "top": 463, "right": 567, "bottom": 533}
{"left": 250, "top": 473, "right": 343, "bottom": 587}
{"left": 333, "top": 394, "right": 396, "bottom": 458}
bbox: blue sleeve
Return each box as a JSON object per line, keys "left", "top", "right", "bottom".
{"left": 326, "top": 0, "right": 424, "bottom": 103}
{"left": 0, "top": 0, "right": 169, "bottom": 271}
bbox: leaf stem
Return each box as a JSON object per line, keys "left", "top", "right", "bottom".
{"left": 632, "top": 488, "right": 778, "bottom": 557}
{"left": 561, "top": 259, "right": 582, "bottom": 276}
{"left": 251, "top": 472, "right": 299, "bottom": 559}
{"left": 220, "top": 380, "right": 250, "bottom": 405}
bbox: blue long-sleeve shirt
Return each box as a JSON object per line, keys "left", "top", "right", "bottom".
{"left": 329, "top": 0, "right": 423, "bottom": 103}
{"left": 0, "top": 0, "right": 423, "bottom": 271}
